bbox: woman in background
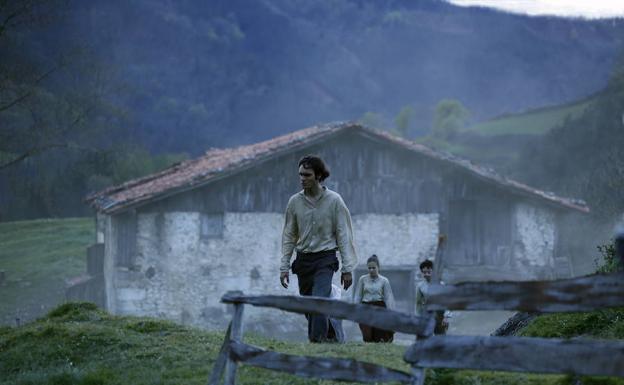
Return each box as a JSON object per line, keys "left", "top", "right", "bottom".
{"left": 353, "top": 254, "right": 395, "bottom": 342}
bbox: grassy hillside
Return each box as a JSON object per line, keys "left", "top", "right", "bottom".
{"left": 0, "top": 303, "right": 581, "bottom": 385}
{"left": 1, "top": 219, "right": 622, "bottom": 384}
{"left": 463, "top": 98, "right": 594, "bottom": 137}
{"left": 0, "top": 218, "right": 94, "bottom": 325}
{"left": 418, "top": 95, "right": 596, "bottom": 173}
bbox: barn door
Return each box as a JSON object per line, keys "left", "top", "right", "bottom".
{"left": 447, "top": 199, "right": 511, "bottom": 266}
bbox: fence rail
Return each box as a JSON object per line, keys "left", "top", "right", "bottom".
{"left": 209, "top": 272, "right": 624, "bottom": 384}
{"left": 221, "top": 292, "right": 433, "bottom": 336}
{"left": 404, "top": 335, "right": 624, "bottom": 377}
{"left": 426, "top": 272, "right": 624, "bottom": 312}
{"left": 229, "top": 340, "right": 413, "bottom": 383}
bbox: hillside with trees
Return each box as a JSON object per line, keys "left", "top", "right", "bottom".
{"left": 514, "top": 60, "right": 624, "bottom": 220}
{"left": 2, "top": 0, "right": 624, "bottom": 220}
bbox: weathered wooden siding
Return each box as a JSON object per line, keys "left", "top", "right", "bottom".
{"left": 138, "top": 130, "right": 558, "bottom": 277}
{"left": 141, "top": 132, "right": 446, "bottom": 215}
{"left": 112, "top": 210, "right": 137, "bottom": 268}
{"left": 142, "top": 131, "right": 542, "bottom": 217}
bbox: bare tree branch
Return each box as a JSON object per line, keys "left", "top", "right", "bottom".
{"left": 0, "top": 0, "right": 67, "bottom": 39}
{"left": 0, "top": 142, "right": 96, "bottom": 171}
{"left": 0, "top": 93, "right": 99, "bottom": 170}
{"left": 0, "top": 53, "right": 70, "bottom": 112}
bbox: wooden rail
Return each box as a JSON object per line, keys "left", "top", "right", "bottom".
{"left": 425, "top": 272, "right": 624, "bottom": 312}
{"left": 208, "top": 273, "right": 624, "bottom": 384}
{"left": 229, "top": 341, "right": 413, "bottom": 383}
{"left": 404, "top": 335, "right": 624, "bottom": 377}
{"left": 221, "top": 292, "right": 433, "bottom": 337}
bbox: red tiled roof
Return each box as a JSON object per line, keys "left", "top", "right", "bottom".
{"left": 87, "top": 122, "right": 589, "bottom": 214}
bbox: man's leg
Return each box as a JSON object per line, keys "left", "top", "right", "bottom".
{"left": 296, "top": 272, "right": 314, "bottom": 341}
{"left": 309, "top": 267, "right": 333, "bottom": 342}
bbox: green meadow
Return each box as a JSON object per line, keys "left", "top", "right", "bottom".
{"left": 0, "top": 218, "right": 94, "bottom": 325}
{"left": 1, "top": 218, "right": 623, "bottom": 384}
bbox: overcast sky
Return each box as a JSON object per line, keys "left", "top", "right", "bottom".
{"left": 447, "top": 0, "right": 624, "bottom": 19}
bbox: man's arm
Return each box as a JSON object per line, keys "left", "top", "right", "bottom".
{"left": 352, "top": 275, "right": 364, "bottom": 304}
{"left": 280, "top": 200, "right": 297, "bottom": 288}
{"left": 334, "top": 197, "right": 357, "bottom": 290}
{"left": 334, "top": 197, "right": 357, "bottom": 273}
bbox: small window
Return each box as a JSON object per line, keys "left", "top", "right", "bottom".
{"left": 201, "top": 213, "right": 224, "bottom": 239}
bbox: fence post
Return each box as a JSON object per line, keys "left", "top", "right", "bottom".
{"left": 410, "top": 367, "right": 426, "bottom": 385}
{"left": 207, "top": 323, "right": 232, "bottom": 385}
{"left": 224, "top": 303, "right": 245, "bottom": 385}
{"left": 410, "top": 311, "right": 435, "bottom": 384}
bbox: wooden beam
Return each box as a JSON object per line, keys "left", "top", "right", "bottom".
{"left": 409, "top": 367, "right": 426, "bottom": 385}
{"left": 404, "top": 335, "right": 624, "bottom": 377}
{"left": 425, "top": 273, "right": 624, "bottom": 312}
{"left": 206, "top": 322, "right": 231, "bottom": 385}
{"left": 223, "top": 303, "right": 244, "bottom": 385}
{"left": 221, "top": 292, "right": 431, "bottom": 336}
{"left": 229, "top": 341, "right": 412, "bottom": 383}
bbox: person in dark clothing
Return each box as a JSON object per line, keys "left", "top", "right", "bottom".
{"left": 280, "top": 155, "right": 358, "bottom": 342}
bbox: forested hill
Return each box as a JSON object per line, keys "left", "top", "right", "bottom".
{"left": 53, "top": 0, "right": 624, "bottom": 151}
{"left": 2, "top": 0, "right": 624, "bottom": 220}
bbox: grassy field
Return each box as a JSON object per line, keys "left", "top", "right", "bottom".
{"left": 0, "top": 302, "right": 595, "bottom": 385}
{"left": 0, "top": 218, "right": 94, "bottom": 325}
{"left": 416, "top": 97, "right": 595, "bottom": 171}
{"left": 1, "top": 218, "right": 623, "bottom": 384}
{"left": 463, "top": 98, "right": 593, "bottom": 137}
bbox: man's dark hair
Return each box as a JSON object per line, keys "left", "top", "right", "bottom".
{"left": 298, "top": 155, "right": 330, "bottom": 182}
{"left": 367, "top": 254, "right": 380, "bottom": 268}
{"left": 419, "top": 259, "right": 433, "bottom": 271}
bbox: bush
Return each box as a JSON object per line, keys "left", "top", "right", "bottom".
{"left": 595, "top": 241, "right": 621, "bottom": 273}
{"left": 45, "top": 303, "right": 104, "bottom": 322}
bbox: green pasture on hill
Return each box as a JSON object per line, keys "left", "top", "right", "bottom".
{"left": 0, "top": 218, "right": 94, "bottom": 325}
{"left": 417, "top": 97, "right": 594, "bottom": 170}
{"left": 1, "top": 218, "right": 623, "bottom": 384}
{"left": 464, "top": 98, "right": 593, "bottom": 136}
{"left": 1, "top": 302, "right": 623, "bottom": 385}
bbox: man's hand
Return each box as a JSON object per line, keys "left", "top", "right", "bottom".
{"left": 341, "top": 272, "right": 352, "bottom": 290}
{"left": 280, "top": 272, "right": 289, "bottom": 289}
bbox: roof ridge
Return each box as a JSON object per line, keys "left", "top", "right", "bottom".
{"left": 87, "top": 122, "right": 589, "bottom": 214}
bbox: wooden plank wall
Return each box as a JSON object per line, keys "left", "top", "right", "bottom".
{"left": 142, "top": 131, "right": 513, "bottom": 216}
{"left": 138, "top": 131, "right": 533, "bottom": 274}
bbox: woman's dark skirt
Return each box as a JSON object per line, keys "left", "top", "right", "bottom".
{"left": 358, "top": 300, "right": 394, "bottom": 343}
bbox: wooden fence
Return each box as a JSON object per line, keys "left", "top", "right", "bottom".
{"left": 208, "top": 272, "right": 624, "bottom": 384}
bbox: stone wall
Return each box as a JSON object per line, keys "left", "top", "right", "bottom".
{"left": 512, "top": 202, "right": 556, "bottom": 278}
{"left": 352, "top": 213, "right": 439, "bottom": 266}
{"left": 103, "top": 210, "right": 439, "bottom": 339}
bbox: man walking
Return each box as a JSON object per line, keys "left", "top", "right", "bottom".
{"left": 280, "top": 155, "right": 358, "bottom": 342}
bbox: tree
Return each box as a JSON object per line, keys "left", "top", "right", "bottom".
{"left": 394, "top": 105, "right": 414, "bottom": 138}
{"left": 513, "top": 55, "right": 624, "bottom": 220}
{"left": 0, "top": 0, "right": 119, "bottom": 171}
{"left": 358, "top": 111, "right": 385, "bottom": 129}
{"left": 431, "top": 99, "right": 470, "bottom": 139}
{"left": 0, "top": 1, "right": 134, "bottom": 219}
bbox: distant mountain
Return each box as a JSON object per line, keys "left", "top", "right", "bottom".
{"left": 55, "top": 0, "right": 624, "bottom": 153}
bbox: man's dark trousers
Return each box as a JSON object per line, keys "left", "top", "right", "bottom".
{"left": 292, "top": 250, "right": 338, "bottom": 342}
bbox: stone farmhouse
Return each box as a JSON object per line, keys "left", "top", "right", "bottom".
{"left": 73, "top": 122, "right": 589, "bottom": 336}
